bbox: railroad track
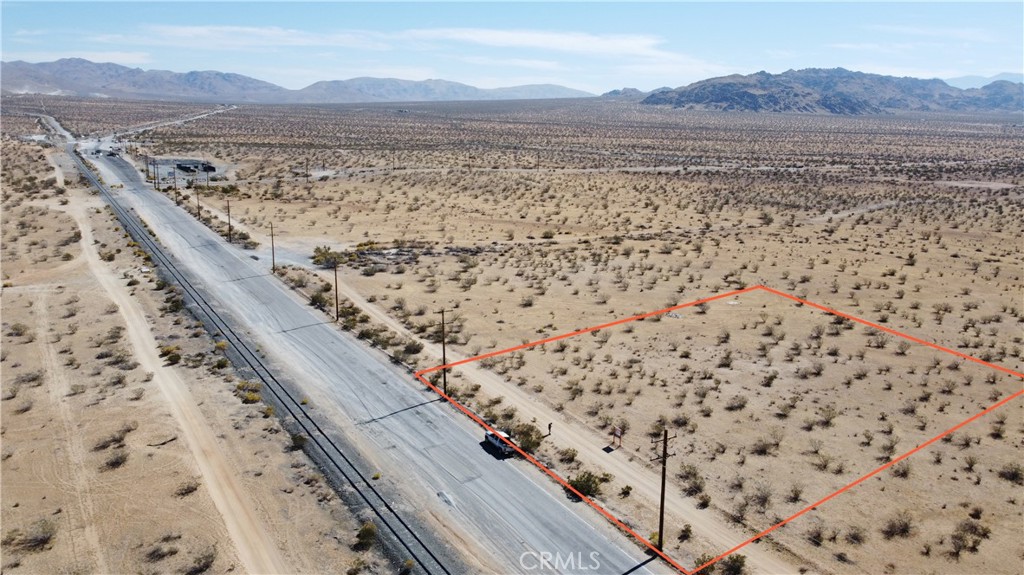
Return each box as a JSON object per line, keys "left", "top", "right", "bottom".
{"left": 68, "top": 143, "right": 454, "bottom": 575}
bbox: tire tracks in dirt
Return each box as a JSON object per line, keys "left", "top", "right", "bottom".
{"left": 35, "top": 289, "right": 110, "bottom": 574}
{"left": 56, "top": 194, "right": 290, "bottom": 574}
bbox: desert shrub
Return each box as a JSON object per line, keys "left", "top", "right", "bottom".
{"left": 102, "top": 449, "right": 129, "bottom": 470}
{"left": 235, "top": 381, "right": 261, "bottom": 403}
{"left": 890, "top": 460, "right": 911, "bottom": 478}
{"left": 693, "top": 553, "right": 717, "bottom": 575}
{"left": 844, "top": 524, "right": 866, "bottom": 545}
{"left": 13, "top": 371, "right": 43, "bottom": 386}
{"left": 557, "top": 448, "right": 578, "bottom": 463}
{"left": 512, "top": 423, "right": 543, "bottom": 454}
{"left": 175, "top": 479, "right": 200, "bottom": 497}
{"left": 1, "top": 519, "right": 56, "bottom": 552}
{"left": 355, "top": 521, "right": 377, "bottom": 549}
{"left": 719, "top": 554, "right": 747, "bottom": 575}
{"left": 310, "top": 291, "right": 329, "bottom": 311}
{"left": 680, "top": 464, "right": 707, "bottom": 496}
{"left": 159, "top": 345, "right": 180, "bottom": 357}
{"left": 566, "top": 470, "right": 602, "bottom": 498}
{"left": 93, "top": 421, "right": 138, "bottom": 451}
{"left": 184, "top": 547, "right": 217, "bottom": 575}
{"left": 997, "top": 462, "right": 1023, "bottom": 485}
{"left": 678, "top": 524, "right": 692, "bottom": 542}
{"left": 948, "top": 519, "right": 991, "bottom": 558}
{"left": 786, "top": 483, "right": 804, "bottom": 503}
{"left": 347, "top": 558, "right": 368, "bottom": 575}
{"left": 880, "top": 510, "right": 914, "bottom": 539}
{"left": 725, "top": 395, "right": 748, "bottom": 411}
{"left": 806, "top": 521, "right": 826, "bottom": 546}
{"left": 145, "top": 544, "right": 179, "bottom": 562}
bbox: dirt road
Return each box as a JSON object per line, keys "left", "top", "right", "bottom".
{"left": 59, "top": 195, "right": 290, "bottom": 575}
{"left": 297, "top": 265, "right": 801, "bottom": 574}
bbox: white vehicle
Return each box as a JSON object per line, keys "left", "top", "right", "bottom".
{"left": 485, "top": 430, "right": 514, "bottom": 456}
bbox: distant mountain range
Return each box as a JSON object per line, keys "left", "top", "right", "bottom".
{"left": 600, "top": 86, "right": 672, "bottom": 100}
{"left": 640, "top": 68, "right": 1023, "bottom": 114}
{"left": 2, "top": 59, "right": 1021, "bottom": 114}
{"left": 945, "top": 73, "right": 1024, "bottom": 90}
{"left": 0, "top": 58, "right": 593, "bottom": 103}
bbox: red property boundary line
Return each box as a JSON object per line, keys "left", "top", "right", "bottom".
{"left": 413, "top": 285, "right": 1024, "bottom": 574}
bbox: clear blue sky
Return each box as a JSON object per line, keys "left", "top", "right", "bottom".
{"left": 3, "top": 2, "right": 1021, "bottom": 93}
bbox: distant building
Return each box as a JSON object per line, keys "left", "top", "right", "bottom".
{"left": 175, "top": 160, "right": 216, "bottom": 173}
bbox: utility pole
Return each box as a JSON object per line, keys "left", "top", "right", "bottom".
{"left": 195, "top": 188, "right": 201, "bottom": 220}
{"left": 438, "top": 309, "right": 449, "bottom": 395}
{"left": 651, "top": 429, "right": 676, "bottom": 551}
{"left": 269, "top": 222, "right": 277, "bottom": 273}
{"left": 333, "top": 260, "right": 340, "bottom": 321}
{"left": 226, "top": 198, "right": 232, "bottom": 243}
{"left": 305, "top": 158, "right": 310, "bottom": 184}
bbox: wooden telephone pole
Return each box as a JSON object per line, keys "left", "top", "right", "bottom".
{"left": 226, "top": 198, "right": 232, "bottom": 243}
{"left": 269, "top": 222, "right": 277, "bottom": 272}
{"left": 438, "top": 309, "right": 449, "bottom": 394}
{"left": 651, "top": 429, "right": 676, "bottom": 551}
{"left": 333, "top": 260, "right": 340, "bottom": 321}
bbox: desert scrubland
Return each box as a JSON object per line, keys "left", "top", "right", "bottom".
{"left": 0, "top": 115, "right": 380, "bottom": 574}
{"left": 7, "top": 95, "right": 1022, "bottom": 574}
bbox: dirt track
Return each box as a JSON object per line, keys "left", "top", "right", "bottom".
{"left": 62, "top": 197, "right": 289, "bottom": 574}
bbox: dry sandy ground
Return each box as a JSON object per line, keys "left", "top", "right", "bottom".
{"left": 1, "top": 137, "right": 374, "bottom": 574}
{"left": 27, "top": 100, "right": 1023, "bottom": 574}
{"left": 126, "top": 103, "right": 1024, "bottom": 575}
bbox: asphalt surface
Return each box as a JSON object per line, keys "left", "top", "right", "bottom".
{"left": 84, "top": 146, "right": 661, "bottom": 575}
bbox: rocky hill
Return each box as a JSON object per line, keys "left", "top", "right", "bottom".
{"left": 0, "top": 58, "right": 593, "bottom": 103}
{"left": 1, "top": 58, "right": 288, "bottom": 102}
{"left": 600, "top": 87, "right": 672, "bottom": 101}
{"left": 642, "top": 68, "right": 1023, "bottom": 114}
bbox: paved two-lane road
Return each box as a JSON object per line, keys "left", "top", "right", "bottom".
{"left": 86, "top": 149, "right": 662, "bottom": 575}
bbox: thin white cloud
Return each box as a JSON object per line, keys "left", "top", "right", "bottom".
{"left": 105, "top": 25, "right": 685, "bottom": 61}
{"left": 459, "top": 56, "right": 564, "bottom": 71}
{"left": 829, "top": 42, "right": 925, "bottom": 54}
{"left": 402, "top": 28, "right": 667, "bottom": 58}
{"left": 82, "top": 23, "right": 727, "bottom": 88}
{"left": 92, "top": 25, "right": 390, "bottom": 50}
{"left": 403, "top": 27, "right": 728, "bottom": 84}
{"left": 868, "top": 24, "right": 994, "bottom": 44}
{"left": 2, "top": 51, "right": 152, "bottom": 65}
